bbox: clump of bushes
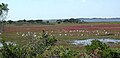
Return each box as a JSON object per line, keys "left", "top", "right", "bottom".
{"left": 85, "top": 40, "right": 120, "bottom": 58}
{"left": 43, "top": 46, "right": 79, "bottom": 58}
{"left": 85, "top": 40, "right": 111, "bottom": 58}
{"left": 0, "top": 30, "right": 57, "bottom": 58}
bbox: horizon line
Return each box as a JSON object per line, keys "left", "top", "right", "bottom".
{"left": 5, "top": 17, "right": 120, "bottom": 21}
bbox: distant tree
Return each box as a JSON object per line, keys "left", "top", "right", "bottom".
{"left": 23, "top": 19, "right": 26, "bottom": 22}
{"left": 62, "top": 18, "right": 80, "bottom": 23}
{"left": 17, "top": 20, "right": 23, "bottom": 23}
{"left": 7, "top": 20, "right": 13, "bottom": 24}
{"left": 27, "top": 20, "right": 35, "bottom": 23}
{"left": 3, "top": 20, "right": 6, "bottom": 23}
{"left": 69, "top": 18, "right": 75, "bottom": 23}
{"left": 63, "top": 19, "right": 69, "bottom": 22}
{"left": 35, "top": 20, "right": 43, "bottom": 23}
{"left": 56, "top": 19, "right": 62, "bottom": 24}
{"left": 46, "top": 21, "right": 49, "bottom": 24}
{"left": 69, "top": 18, "right": 80, "bottom": 23}
{"left": 17, "top": 19, "right": 26, "bottom": 23}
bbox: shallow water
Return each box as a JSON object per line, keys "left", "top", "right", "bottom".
{"left": 83, "top": 19, "right": 120, "bottom": 22}
{"left": 71, "top": 38, "right": 120, "bottom": 46}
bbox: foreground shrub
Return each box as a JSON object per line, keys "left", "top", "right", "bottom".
{"left": 43, "top": 46, "right": 80, "bottom": 58}
{"left": 0, "top": 30, "right": 57, "bottom": 58}
{"left": 0, "top": 40, "right": 20, "bottom": 58}
{"left": 85, "top": 40, "right": 120, "bottom": 58}
{"left": 110, "top": 48, "right": 120, "bottom": 58}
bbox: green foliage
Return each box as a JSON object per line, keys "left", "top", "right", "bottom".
{"left": 0, "top": 39, "right": 24, "bottom": 58}
{"left": 109, "top": 48, "right": 120, "bottom": 58}
{"left": 0, "top": 30, "right": 57, "bottom": 58}
{"left": 43, "top": 46, "right": 79, "bottom": 58}
{"left": 41, "top": 30, "right": 57, "bottom": 46}
{"left": 0, "top": 3, "right": 8, "bottom": 16}
{"left": 0, "top": 39, "right": 43, "bottom": 58}
{"left": 85, "top": 40, "right": 111, "bottom": 58}
{"left": 0, "top": 3, "right": 8, "bottom": 10}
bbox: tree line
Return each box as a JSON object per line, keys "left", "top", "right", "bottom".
{"left": 4, "top": 18, "right": 85, "bottom": 24}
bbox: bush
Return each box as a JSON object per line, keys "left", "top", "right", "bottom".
{"left": 0, "top": 39, "right": 25, "bottom": 58}
{"left": 85, "top": 40, "right": 110, "bottom": 58}
{"left": 0, "top": 30, "right": 57, "bottom": 58}
{"left": 43, "top": 46, "right": 79, "bottom": 58}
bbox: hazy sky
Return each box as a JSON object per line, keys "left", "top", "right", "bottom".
{"left": 1, "top": 0, "right": 120, "bottom": 20}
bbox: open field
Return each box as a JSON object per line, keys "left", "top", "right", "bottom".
{"left": 2, "top": 22, "right": 120, "bottom": 52}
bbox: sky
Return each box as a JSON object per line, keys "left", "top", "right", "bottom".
{"left": 0, "top": 0, "right": 120, "bottom": 20}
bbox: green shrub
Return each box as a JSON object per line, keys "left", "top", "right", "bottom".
{"left": 85, "top": 40, "right": 111, "bottom": 58}
{"left": 43, "top": 46, "right": 79, "bottom": 58}
{"left": 0, "top": 30, "right": 57, "bottom": 58}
